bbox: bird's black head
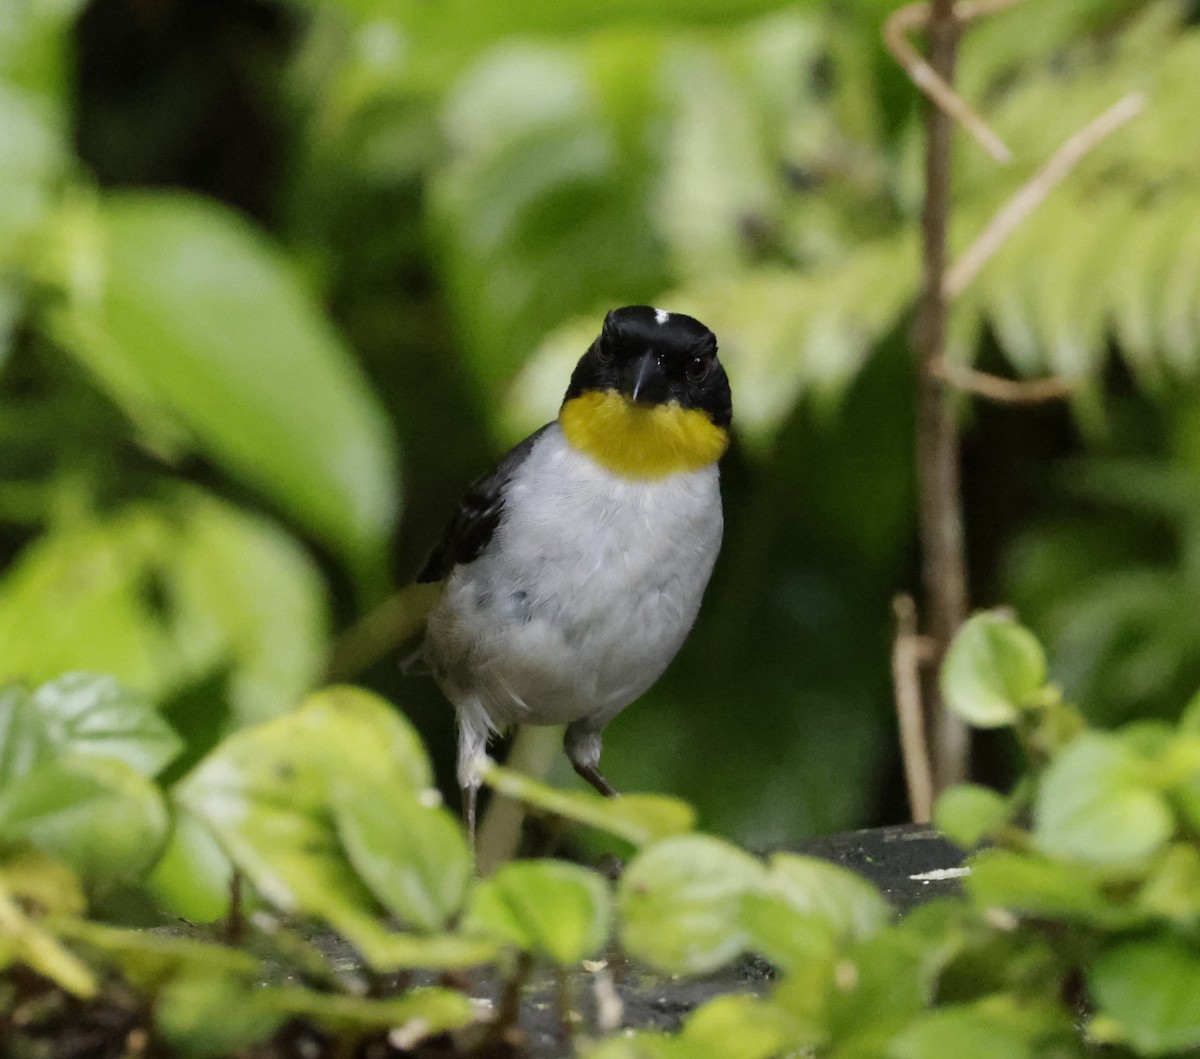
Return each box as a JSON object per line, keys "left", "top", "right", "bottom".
{"left": 562, "top": 306, "right": 732, "bottom": 430}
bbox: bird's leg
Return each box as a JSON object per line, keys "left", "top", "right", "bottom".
{"left": 463, "top": 783, "right": 478, "bottom": 846}
{"left": 457, "top": 705, "right": 491, "bottom": 849}
{"left": 564, "top": 720, "right": 619, "bottom": 797}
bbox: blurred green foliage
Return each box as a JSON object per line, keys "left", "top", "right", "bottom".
{"left": 2, "top": 0, "right": 1200, "bottom": 847}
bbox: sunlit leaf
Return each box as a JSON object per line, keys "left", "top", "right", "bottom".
{"left": 10, "top": 672, "right": 181, "bottom": 779}
{"left": 889, "top": 1005, "right": 1033, "bottom": 1059}
{"left": 617, "top": 834, "right": 764, "bottom": 975}
{"left": 941, "top": 612, "right": 1048, "bottom": 728}
{"left": 175, "top": 687, "right": 494, "bottom": 968}
{"left": 462, "top": 859, "right": 610, "bottom": 965}
{"left": 331, "top": 769, "right": 471, "bottom": 933}
{"left": 934, "top": 784, "right": 1012, "bottom": 849}
{"left": 50, "top": 191, "right": 399, "bottom": 568}
{"left": 0, "top": 493, "right": 329, "bottom": 730}
{"left": 1089, "top": 935, "right": 1200, "bottom": 1056}
{"left": 1033, "top": 731, "right": 1173, "bottom": 870}
{"left": 480, "top": 762, "right": 694, "bottom": 846}
{"left": 0, "top": 756, "right": 168, "bottom": 891}
{"left": 965, "top": 848, "right": 1135, "bottom": 928}
{"left": 156, "top": 973, "right": 284, "bottom": 1058}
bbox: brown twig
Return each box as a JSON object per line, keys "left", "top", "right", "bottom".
{"left": 891, "top": 595, "right": 936, "bottom": 823}
{"left": 884, "top": 0, "right": 1020, "bottom": 163}
{"left": 943, "top": 92, "right": 1147, "bottom": 299}
{"left": 932, "top": 360, "right": 1074, "bottom": 404}
{"left": 912, "top": 0, "right": 971, "bottom": 794}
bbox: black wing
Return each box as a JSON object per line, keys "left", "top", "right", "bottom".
{"left": 415, "top": 424, "right": 551, "bottom": 583}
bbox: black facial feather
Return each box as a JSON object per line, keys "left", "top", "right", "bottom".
{"left": 563, "top": 306, "right": 732, "bottom": 429}
{"left": 416, "top": 425, "right": 551, "bottom": 583}
{"left": 419, "top": 307, "right": 731, "bottom": 581}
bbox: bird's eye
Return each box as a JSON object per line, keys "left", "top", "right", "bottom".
{"left": 687, "top": 354, "right": 711, "bottom": 383}
{"left": 595, "top": 342, "right": 614, "bottom": 366}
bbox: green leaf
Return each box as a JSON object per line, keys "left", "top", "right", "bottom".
{"left": 965, "top": 848, "right": 1134, "bottom": 928}
{"left": 935, "top": 784, "right": 1013, "bottom": 849}
{"left": 18, "top": 673, "right": 180, "bottom": 779}
{"left": 0, "top": 493, "right": 329, "bottom": 730}
{"left": 50, "top": 192, "right": 399, "bottom": 569}
{"left": 156, "top": 973, "right": 284, "bottom": 1058}
{"left": 1137, "top": 844, "right": 1200, "bottom": 927}
{"left": 0, "top": 883, "right": 96, "bottom": 999}
{"left": 259, "top": 985, "right": 474, "bottom": 1040}
{"left": 331, "top": 769, "right": 471, "bottom": 932}
{"left": 0, "top": 756, "right": 168, "bottom": 891}
{"left": 146, "top": 809, "right": 236, "bottom": 924}
{"left": 462, "top": 859, "right": 610, "bottom": 965}
{"left": 741, "top": 854, "right": 889, "bottom": 973}
{"left": 0, "top": 850, "right": 85, "bottom": 917}
{"left": 889, "top": 1005, "right": 1033, "bottom": 1059}
{"left": 941, "top": 612, "right": 1048, "bottom": 728}
{"left": 1033, "top": 731, "right": 1174, "bottom": 870}
{"left": 1089, "top": 935, "right": 1200, "bottom": 1056}
{"left": 682, "top": 994, "right": 801, "bottom": 1059}
{"left": 0, "top": 83, "right": 65, "bottom": 255}
{"left": 617, "top": 834, "right": 764, "bottom": 975}
{"left": 174, "top": 687, "right": 494, "bottom": 967}
{"left": 826, "top": 929, "right": 935, "bottom": 1047}
{"left": 763, "top": 853, "right": 891, "bottom": 942}
{"left": 480, "top": 762, "right": 695, "bottom": 846}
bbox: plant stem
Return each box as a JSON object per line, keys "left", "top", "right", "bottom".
{"left": 915, "top": 0, "right": 970, "bottom": 793}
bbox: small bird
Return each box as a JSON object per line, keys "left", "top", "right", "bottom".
{"left": 417, "top": 306, "right": 732, "bottom": 835}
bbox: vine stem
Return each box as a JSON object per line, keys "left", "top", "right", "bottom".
{"left": 913, "top": 0, "right": 970, "bottom": 793}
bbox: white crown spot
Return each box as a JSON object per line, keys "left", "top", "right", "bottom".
{"left": 653, "top": 308, "right": 670, "bottom": 325}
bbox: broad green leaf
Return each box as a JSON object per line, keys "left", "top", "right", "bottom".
{"left": 965, "top": 848, "right": 1134, "bottom": 928}
{"left": 0, "top": 756, "right": 168, "bottom": 891}
{"left": 826, "top": 929, "right": 934, "bottom": 1047}
{"left": 935, "top": 784, "right": 1013, "bottom": 849}
{"left": 0, "top": 883, "right": 96, "bottom": 998}
{"left": 51, "top": 918, "right": 262, "bottom": 990}
{"left": 0, "top": 493, "right": 329, "bottom": 730}
{"left": 462, "top": 859, "right": 609, "bottom": 965}
{"left": 1033, "top": 731, "right": 1173, "bottom": 870}
{"left": 258, "top": 985, "right": 474, "bottom": 1040}
{"left": 0, "top": 850, "right": 85, "bottom": 916}
{"left": 762, "top": 853, "right": 890, "bottom": 942}
{"left": 147, "top": 809, "right": 236, "bottom": 924}
{"left": 481, "top": 762, "right": 694, "bottom": 845}
{"left": 156, "top": 973, "right": 284, "bottom": 1058}
{"left": 618, "top": 834, "right": 764, "bottom": 975}
{"left": 7, "top": 673, "right": 181, "bottom": 779}
{"left": 941, "top": 612, "right": 1048, "bottom": 728}
{"left": 1089, "top": 935, "right": 1200, "bottom": 1056}
{"left": 175, "top": 687, "right": 492, "bottom": 967}
{"left": 683, "top": 994, "right": 803, "bottom": 1059}
{"left": 740, "top": 890, "right": 837, "bottom": 973}
{"left": 331, "top": 769, "right": 471, "bottom": 932}
{"left": 889, "top": 1006, "right": 1033, "bottom": 1059}
{"left": 742, "top": 852, "right": 890, "bottom": 972}
{"left": 50, "top": 191, "right": 399, "bottom": 567}
{"left": 0, "top": 83, "right": 64, "bottom": 255}
{"left": 1136, "top": 844, "right": 1200, "bottom": 927}
{"left": 0, "top": 684, "right": 49, "bottom": 787}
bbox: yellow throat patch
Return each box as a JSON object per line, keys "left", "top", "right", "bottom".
{"left": 559, "top": 390, "right": 729, "bottom": 480}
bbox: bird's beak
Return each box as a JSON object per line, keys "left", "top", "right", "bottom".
{"left": 620, "top": 351, "right": 668, "bottom": 404}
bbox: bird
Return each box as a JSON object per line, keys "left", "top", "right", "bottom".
{"left": 415, "top": 305, "right": 732, "bottom": 837}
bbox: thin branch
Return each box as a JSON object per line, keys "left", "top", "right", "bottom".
{"left": 884, "top": 0, "right": 1017, "bottom": 163}
{"left": 892, "top": 595, "right": 936, "bottom": 823}
{"left": 944, "top": 91, "right": 1147, "bottom": 298}
{"left": 913, "top": 0, "right": 971, "bottom": 793}
{"left": 932, "top": 359, "right": 1074, "bottom": 404}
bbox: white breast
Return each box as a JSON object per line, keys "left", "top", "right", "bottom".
{"left": 425, "top": 424, "right": 723, "bottom": 730}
